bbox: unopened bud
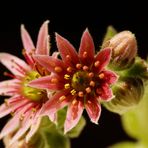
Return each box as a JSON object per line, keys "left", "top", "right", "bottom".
{"left": 103, "top": 78, "right": 144, "bottom": 114}
{"left": 103, "top": 31, "right": 137, "bottom": 70}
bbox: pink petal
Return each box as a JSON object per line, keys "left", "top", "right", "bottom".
{"left": 85, "top": 98, "right": 101, "bottom": 124}
{"left": 0, "top": 79, "right": 19, "bottom": 96}
{"left": 9, "top": 111, "right": 33, "bottom": 145}
{"left": 0, "top": 53, "right": 30, "bottom": 76}
{"left": 64, "top": 99, "right": 84, "bottom": 134}
{"left": 36, "top": 20, "right": 50, "bottom": 55}
{"left": 21, "top": 25, "right": 35, "bottom": 52}
{"left": 56, "top": 33, "right": 79, "bottom": 66}
{"left": 0, "top": 104, "right": 12, "bottom": 118}
{"left": 79, "top": 29, "right": 95, "bottom": 65}
{"left": 52, "top": 52, "right": 59, "bottom": 58}
{"left": 0, "top": 115, "right": 20, "bottom": 139}
{"left": 29, "top": 75, "right": 63, "bottom": 90}
{"left": 98, "top": 83, "right": 113, "bottom": 101}
{"left": 33, "top": 55, "right": 65, "bottom": 73}
{"left": 94, "top": 48, "right": 111, "bottom": 72}
{"left": 102, "top": 70, "right": 118, "bottom": 84}
{"left": 41, "top": 90, "right": 70, "bottom": 116}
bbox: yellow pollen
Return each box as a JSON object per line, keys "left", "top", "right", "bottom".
{"left": 85, "top": 87, "right": 91, "bottom": 93}
{"left": 90, "top": 81, "right": 95, "bottom": 87}
{"left": 64, "top": 74, "right": 70, "bottom": 80}
{"left": 59, "top": 95, "right": 66, "bottom": 101}
{"left": 98, "top": 73, "right": 104, "bottom": 79}
{"left": 71, "top": 89, "right": 76, "bottom": 95}
{"left": 32, "top": 108, "right": 37, "bottom": 112}
{"left": 76, "top": 63, "right": 82, "bottom": 69}
{"left": 88, "top": 72, "right": 94, "bottom": 78}
{"left": 54, "top": 66, "right": 62, "bottom": 73}
{"left": 64, "top": 83, "right": 70, "bottom": 89}
{"left": 51, "top": 78, "right": 58, "bottom": 83}
{"left": 67, "top": 67, "right": 73, "bottom": 73}
{"left": 83, "top": 65, "right": 89, "bottom": 71}
{"left": 94, "top": 61, "right": 100, "bottom": 67}
{"left": 83, "top": 51, "right": 88, "bottom": 58}
{"left": 72, "top": 99, "right": 77, "bottom": 105}
{"left": 78, "top": 91, "right": 84, "bottom": 97}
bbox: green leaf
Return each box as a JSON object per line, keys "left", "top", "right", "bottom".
{"left": 109, "top": 141, "right": 147, "bottom": 148}
{"left": 122, "top": 84, "right": 148, "bottom": 143}
{"left": 28, "top": 116, "right": 70, "bottom": 148}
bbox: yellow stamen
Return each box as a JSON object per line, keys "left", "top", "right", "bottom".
{"left": 94, "top": 61, "right": 100, "bottom": 67}
{"left": 88, "top": 72, "right": 94, "bottom": 78}
{"left": 64, "top": 74, "right": 70, "bottom": 80}
{"left": 64, "top": 83, "right": 70, "bottom": 89}
{"left": 59, "top": 95, "right": 66, "bottom": 101}
{"left": 98, "top": 73, "right": 104, "bottom": 79}
{"left": 71, "top": 89, "right": 76, "bottom": 95}
{"left": 32, "top": 108, "right": 37, "bottom": 112}
{"left": 54, "top": 66, "right": 62, "bottom": 73}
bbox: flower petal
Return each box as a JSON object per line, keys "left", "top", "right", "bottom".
{"left": 33, "top": 55, "right": 65, "bottom": 73}
{"left": 36, "top": 20, "right": 50, "bottom": 55}
{"left": 41, "top": 90, "right": 70, "bottom": 117}
{"left": 103, "top": 70, "right": 118, "bottom": 84}
{"left": 29, "top": 75, "right": 63, "bottom": 90}
{"left": 21, "top": 25, "right": 35, "bottom": 52}
{"left": 0, "top": 53, "right": 30, "bottom": 76}
{"left": 98, "top": 83, "right": 114, "bottom": 101}
{"left": 56, "top": 33, "right": 79, "bottom": 66}
{"left": 64, "top": 99, "right": 84, "bottom": 134}
{"left": 9, "top": 111, "right": 33, "bottom": 145}
{"left": 52, "top": 52, "right": 59, "bottom": 58}
{"left": 94, "top": 48, "right": 111, "bottom": 72}
{"left": 85, "top": 98, "right": 101, "bottom": 124}
{"left": 0, "top": 115, "right": 20, "bottom": 139}
{"left": 0, "top": 79, "right": 19, "bottom": 96}
{"left": 79, "top": 29, "right": 95, "bottom": 65}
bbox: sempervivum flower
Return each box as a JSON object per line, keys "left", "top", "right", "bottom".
{"left": 0, "top": 21, "right": 56, "bottom": 144}
{"left": 29, "top": 29, "right": 118, "bottom": 133}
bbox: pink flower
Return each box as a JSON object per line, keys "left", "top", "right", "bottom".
{"left": 0, "top": 21, "right": 56, "bottom": 144}
{"left": 29, "top": 29, "right": 118, "bottom": 133}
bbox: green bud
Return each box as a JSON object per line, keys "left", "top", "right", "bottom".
{"left": 103, "top": 78, "right": 144, "bottom": 114}
{"left": 103, "top": 31, "right": 137, "bottom": 70}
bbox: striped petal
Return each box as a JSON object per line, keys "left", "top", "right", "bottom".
{"left": 21, "top": 25, "right": 35, "bottom": 52}
{"left": 56, "top": 33, "right": 79, "bottom": 66}
{"left": 64, "top": 99, "right": 84, "bottom": 134}
{"left": 36, "top": 20, "right": 50, "bottom": 55}
{"left": 85, "top": 98, "right": 101, "bottom": 124}
{"left": 0, "top": 53, "right": 30, "bottom": 76}
{"left": 79, "top": 29, "right": 95, "bottom": 65}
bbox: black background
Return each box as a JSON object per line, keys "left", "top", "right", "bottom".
{"left": 0, "top": 1, "right": 148, "bottom": 148}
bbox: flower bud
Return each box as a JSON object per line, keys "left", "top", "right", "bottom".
{"left": 103, "top": 78, "right": 144, "bottom": 114}
{"left": 103, "top": 31, "right": 137, "bottom": 70}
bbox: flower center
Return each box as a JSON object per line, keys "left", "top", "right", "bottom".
{"left": 71, "top": 71, "right": 89, "bottom": 91}
{"left": 22, "top": 71, "right": 46, "bottom": 102}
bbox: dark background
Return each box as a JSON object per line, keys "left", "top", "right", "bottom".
{"left": 0, "top": 1, "right": 148, "bottom": 148}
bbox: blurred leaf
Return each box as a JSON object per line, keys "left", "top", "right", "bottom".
{"left": 122, "top": 83, "right": 148, "bottom": 143}
{"left": 109, "top": 141, "right": 147, "bottom": 148}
